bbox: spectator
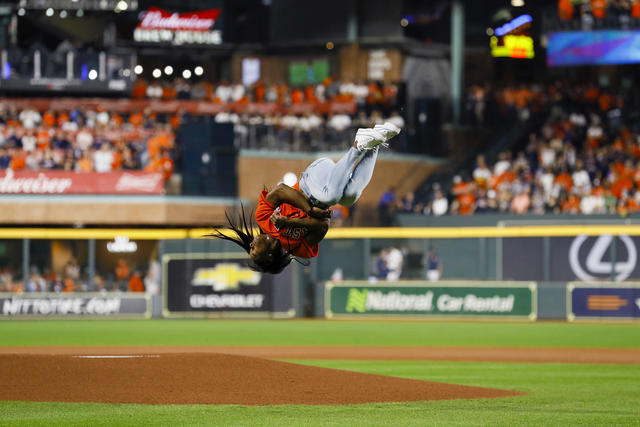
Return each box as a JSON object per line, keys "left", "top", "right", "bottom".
{"left": 429, "top": 188, "right": 449, "bottom": 216}
{"left": 384, "top": 247, "right": 404, "bottom": 281}
{"left": 424, "top": 247, "right": 442, "bottom": 282}
{"left": 378, "top": 187, "right": 397, "bottom": 226}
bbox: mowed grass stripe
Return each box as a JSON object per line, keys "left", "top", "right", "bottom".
{"left": 0, "top": 319, "right": 639, "bottom": 348}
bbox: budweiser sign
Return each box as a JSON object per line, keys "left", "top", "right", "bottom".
{"left": 134, "top": 7, "right": 222, "bottom": 45}
{"left": 0, "top": 169, "right": 72, "bottom": 194}
{"left": 0, "top": 171, "right": 164, "bottom": 195}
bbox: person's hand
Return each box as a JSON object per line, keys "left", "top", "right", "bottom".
{"left": 270, "top": 213, "right": 288, "bottom": 228}
{"left": 308, "top": 206, "right": 332, "bottom": 219}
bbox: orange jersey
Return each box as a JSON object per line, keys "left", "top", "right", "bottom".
{"left": 255, "top": 185, "right": 319, "bottom": 259}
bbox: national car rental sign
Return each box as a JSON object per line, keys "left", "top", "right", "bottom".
{"left": 134, "top": 7, "right": 222, "bottom": 45}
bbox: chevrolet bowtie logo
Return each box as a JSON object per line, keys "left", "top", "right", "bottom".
{"left": 191, "top": 264, "right": 261, "bottom": 291}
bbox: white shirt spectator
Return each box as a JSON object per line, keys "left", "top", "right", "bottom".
{"left": 215, "top": 84, "right": 232, "bottom": 102}
{"left": 473, "top": 166, "right": 491, "bottom": 184}
{"left": 19, "top": 109, "right": 42, "bottom": 129}
{"left": 61, "top": 120, "right": 78, "bottom": 132}
{"left": 96, "top": 110, "right": 110, "bottom": 127}
{"left": 540, "top": 146, "right": 556, "bottom": 168}
{"left": 21, "top": 133, "right": 37, "bottom": 152}
{"left": 93, "top": 145, "right": 113, "bottom": 172}
{"left": 328, "top": 114, "right": 351, "bottom": 132}
{"left": 570, "top": 113, "right": 587, "bottom": 127}
{"left": 572, "top": 169, "right": 591, "bottom": 196}
{"left": 231, "top": 84, "right": 245, "bottom": 102}
{"left": 587, "top": 124, "right": 603, "bottom": 141}
{"left": 493, "top": 159, "right": 510, "bottom": 176}
{"left": 76, "top": 129, "right": 93, "bottom": 151}
{"left": 580, "top": 194, "right": 604, "bottom": 214}
{"left": 215, "top": 111, "right": 231, "bottom": 123}
{"left": 385, "top": 248, "right": 404, "bottom": 281}
{"left": 430, "top": 195, "right": 449, "bottom": 216}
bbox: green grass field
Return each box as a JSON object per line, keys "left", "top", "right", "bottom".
{"left": 1, "top": 320, "right": 639, "bottom": 426}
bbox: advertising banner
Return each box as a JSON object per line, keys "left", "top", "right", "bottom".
{"left": 567, "top": 283, "right": 640, "bottom": 321}
{"left": 0, "top": 293, "right": 150, "bottom": 318}
{"left": 325, "top": 281, "right": 537, "bottom": 320}
{"left": 163, "top": 254, "right": 295, "bottom": 317}
{"left": 503, "top": 234, "right": 640, "bottom": 282}
{"left": 0, "top": 170, "right": 164, "bottom": 195}
{"left": 134, "top": 7, "right": 222, "bottom": 45}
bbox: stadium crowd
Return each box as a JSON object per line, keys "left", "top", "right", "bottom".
{"left": 417, "top": 79, "right": 640, "bottom": 216}
{"left": 0, "top": 105, "right": 176, "bottom": 179}
{"left": 553, "top": 0, "right": 640, "bottom": 30}
{"left": 0, "top": 259, "right": 160, "bottom": 295}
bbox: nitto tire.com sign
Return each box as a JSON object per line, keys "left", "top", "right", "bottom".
{"left": 325, "top": 282, "right": 537, "bottom": 320}
{"left": 0, "top": 294, "right": 150, "bottom": 317}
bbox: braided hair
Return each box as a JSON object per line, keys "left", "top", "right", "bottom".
{"left": 206, "top": 206, "right": 295, "bottom": 274}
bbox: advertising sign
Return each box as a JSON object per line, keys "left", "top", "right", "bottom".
{"left": 325, "top": 281, "right": 537, "bottom": 320}
{"left": 0, "top": 293, "right": 150, "bottom": 318}
{"left": 0, "top": 170, "right": 164, "bottom": 195}
{"left": 567, "top": 283, "right": 640, "bottom": 321}
{"left": 163, "top": 254, "right": 295, "bottom": 317}
{"left": 503, "top": 234, "right": 640, "bottom": 282}
{"left": 134, "top": 7, "right": 222, "bottom": 45}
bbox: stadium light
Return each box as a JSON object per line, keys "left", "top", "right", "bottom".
{"left": 115, "top": 0, "right": 128, "bottom": 12}
{"left": 164, "top": 65, "right": 173, "bottom": 75}
{"left": 88, "top": 69, "right": 98, "bottom": 80}
{"left": 152, "top": 68, "right": 161, "bottom": 78}
{"left": 400, "top": 18, "right": 408, "bottom": 27}
{"left": 122, "top": 69, "right": 131, "bottom": 77}
{"left": 511, "top": 0, "right": 524, "bottom": 6}
{"left": 182, "top": 69, "right": 192, "bottom": 79}
{"left": 45, "top": 7, "right": 54, "bottom": 16}
{"left": 59, "top": 10, "right": 67, "bottom": 18}
{"left": 194, "top": 66, "right": 204, "bottom": 76}
{"left": 133, "top": 65, "right": 143, "bottom": 75}
{"left": 17, "top": 8, "right": 26, "bottom": 16}
{"left": 325, "top": 41, "right": 334, "bottom": 50}
{"left": 76, "top": 9, "right": 84, "bottom": 17}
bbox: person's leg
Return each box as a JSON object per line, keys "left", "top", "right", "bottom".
{"left": 338, "top": 147, "right": 380, "bottom": 206}
{"left": 299, "top": 147, "right": 362, "bottom": 205}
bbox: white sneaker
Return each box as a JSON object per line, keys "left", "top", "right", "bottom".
{"left": 355, "top": 128, "right": 386, "bottom": 152}
{"left": 374, "top": 122, "right": 401, "bottom": 141}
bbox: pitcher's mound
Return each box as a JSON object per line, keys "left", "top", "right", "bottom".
{"left": 0, "top": 353, "right": 522, "bottom": 405}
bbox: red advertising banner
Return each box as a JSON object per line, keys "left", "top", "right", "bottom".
{"left": 0, "top": 170, "right": 164, "bottom": 195}
{"left": 134, "top": 7, "right": 222, "bottom": 45}
{"left": 0, "top": 98, "right": 357, "bottom": 116}
{"left": 137, "top": 7, "right": 221, "bottom": 31}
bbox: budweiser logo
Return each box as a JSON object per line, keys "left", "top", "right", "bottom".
{"left": 0, "top": 169, "right": 72, "bottom": 194}
{"left": 138, "top": 8, "right": 219, "bottom": 31}
{"left": 115, "top": 173, "right": 163, "bottom": 193}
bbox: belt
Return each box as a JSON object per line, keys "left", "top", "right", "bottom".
{"left": 308, "top": 196, "right": 331, "bottom": 210}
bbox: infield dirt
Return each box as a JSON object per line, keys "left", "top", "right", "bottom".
{"left": 0, "top": 352, "right": 522, "bottom": 405}
{"left": 2, "top": 345, "right": 636, "bottom": 405}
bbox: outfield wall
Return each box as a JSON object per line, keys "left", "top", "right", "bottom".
{"left": 1, "top": 224, "right": 640, "bottom": 320}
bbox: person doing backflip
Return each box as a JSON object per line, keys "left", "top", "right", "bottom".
{"left": 211, "top": 122, "right": 401, "bottom": 273}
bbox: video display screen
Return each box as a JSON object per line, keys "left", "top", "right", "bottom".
{"left": 547, "top": 30, "right": 640, "bottom": 66}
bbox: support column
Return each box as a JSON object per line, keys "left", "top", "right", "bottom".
{"left": 88, "top": 238, "right": 96, "bottom": 290}
{"left": 451, "top": 0, "right": 465, "bottom": 126}
{"left": 22, "top": 238, "right": 29, "bottom": 286}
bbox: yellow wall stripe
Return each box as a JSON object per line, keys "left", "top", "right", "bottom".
{"left": 0, "top": 225, "right": 638, "bottom": 240}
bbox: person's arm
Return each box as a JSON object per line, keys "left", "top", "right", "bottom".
{"left": 271, "top": 214, "right": 329, "bottom": 246}
{"left": 265, "top": 183, "right": 331, "bottom": 219}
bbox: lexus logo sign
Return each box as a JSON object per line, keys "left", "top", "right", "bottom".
{"left": 569, "top": 234, "right": 637, "bottom": 282}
